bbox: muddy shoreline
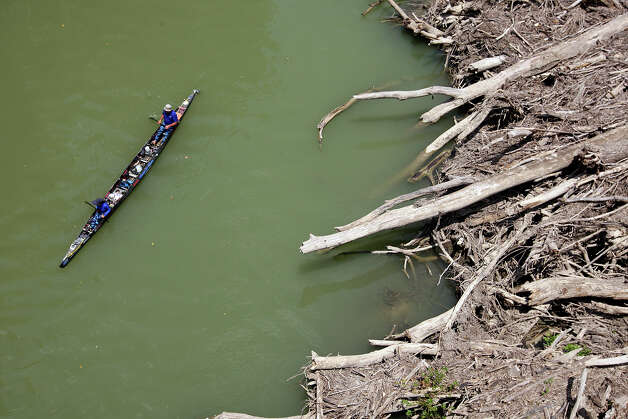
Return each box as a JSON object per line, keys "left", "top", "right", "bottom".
{"left": 216, "top": 1, "right": 627, "bottom": 418}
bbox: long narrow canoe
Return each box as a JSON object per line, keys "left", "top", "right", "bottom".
{"left": 59, "top": 89, "right": 199, "bottom": 268}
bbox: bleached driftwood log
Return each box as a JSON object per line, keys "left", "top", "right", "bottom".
{"left": 469, "top": 55, "right": 507, "bottom": 72}
{"left": 300, "top": 126, "right": 628, "bottom": 253}
{"left": 214, "top": 414, "right": 312, "bottom": 419}
{"left": 423, "top": 107, "right": 492, "bottom": 154}
{"left": 588, "top": 301, "right": 628, "bottom": 315}
{"left": 518, "top": 277, "right": 628, "bottom": 306}
{"left": 585, "top": 354, "right": 628, "bottom": 367}
{"left": 403, "top": 308, "right": 453, "bottom": 342}
{"left": 310, "top": 343, "right": 438, "bottom": 370}
{"left": 335, "top": 177, "right": 474, "bottom": 231}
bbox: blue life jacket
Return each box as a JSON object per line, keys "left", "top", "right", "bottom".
{"left": 97, "top": 201, "right": 111, "bottom": 217}
{"left": 163, "top": 110, "right": 178, "bottom": 126}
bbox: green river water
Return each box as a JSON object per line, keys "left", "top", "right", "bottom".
{"left": 0, "top": 1, "right": 457, "bottom": 417}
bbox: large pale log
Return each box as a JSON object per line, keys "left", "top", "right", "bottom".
{"left": 403, "top": 308, "right": 453, "bottom": 342}
{"left": 585, "top": 354, "right": 628, "bottom": 367}
{"left": 214, "top": 414, "right": 312, "bottom": 419}
{"left": 310, "top": 343, "right": 438, "bottom": 370}
{"left": 335, "top": 177, "right": 474, "bottom": 231}
{"left": 588, "top": 301, "right": 628, "bottom": 315}
{"left": 517, "top": 277, "right": 628, "bottom": 306}
{"left": 300, "top": 126, "right": 627, "bottom": 253}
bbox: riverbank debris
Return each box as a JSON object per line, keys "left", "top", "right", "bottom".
{"left": 300, "top": 0, "right": 628, "bottom": 417}
{"left": 215, "top": 0, "right": 627, "bottom": 417}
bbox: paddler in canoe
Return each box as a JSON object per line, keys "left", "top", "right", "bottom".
{"left": 152, "top": 104, "right": 179, "bottom": 145}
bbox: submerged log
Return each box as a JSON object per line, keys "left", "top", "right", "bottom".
{"left": 300, "top": 126, "right": 628, "bottom": 253}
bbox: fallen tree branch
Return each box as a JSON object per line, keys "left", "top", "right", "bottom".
{"left": 585, "top": 354, "right": 628, "bottom": 368}
{"left": 214, "top": 414, "right": 312, "bottom": 419}
{"left": 568, "top": 368, "right": 588, "bottom": 419}
{"left": 335, "top": 177, "right": 475, "bottom": 231}
{"left": 300, "top": 126, "right": 627, "bottom": 253}
{"left": 517, "top": 276, "right": 628, "bottom": 306}
{"left": 316, "top": 96, "right": 361, "bottom": 142}
{"left": 361, "top": 0, "right": 385, "bottom": 16}
{"left": 352, "top": 86, "right": 461, "bottom": 101}
{"left": 399, "top": 308, "right": 454, "bottom": 342}
{"left": 310, "top": 343, "right": 438, "bottom": 371}
{"left": 424, "top": 107, "right": 492, "bottom": 155}
{"left": 587, "top": 301, "right": 628, "bottom": 315}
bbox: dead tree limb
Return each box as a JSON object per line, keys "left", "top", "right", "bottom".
{"left": 588, "top": 301, "right": 628, "bottom": 315}
{"left": 361, "top": 0, "right": 385, "bottom": 16}
{"left": 300, "top": 126, "right": 627, "bottom": 253}
{"left": 569, "top": 368, "right": 588, "bottom": 419}
{"left": 394, "top": 308, "right": 454, "bottom": 342}
{"left": 424, "top": 107, "right": 491, "bottom": 154}
{"left": 214, "top": 414, "right": 312, "bottom": 419}
{"left": 585, "top": 354, "right": 628, "bottom": 368}
{"left": 310, "top": 343, "right": 438, "bottom": 371}
{"left": 335, "top": 177, "right": 475, "bottom": 231}
{"left": 517, "top": 277, "right": 628, "bottom": 306}
{"left": 316, "top": 96, "right": 360, "bottom": 142}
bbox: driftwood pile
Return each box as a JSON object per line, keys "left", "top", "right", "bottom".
{"left": 215, "top": 0, "right": 627, "bottom": 418}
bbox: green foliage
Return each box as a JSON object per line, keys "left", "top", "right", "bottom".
{"left": 401, "top": 368, "right": 457, "bottom": 419}
{"left": 446, "top": 380, "right": 459, "bottom": 392}
{"left": 563, "top": 343, "right": 580, "bottom": 352}
{"left": 404, "top": 398, "right": 450, "bottom": 419}
{"left": 543, "top": 333, "right": 557, "bottom": 348}
{"left": 541, "top": 377, "right": 553, "bottom": 395}
{"left": 561, "top": 343, "right": 592, "bottom": 356}
{"left": 577, "top": 346, "right": 591, "bottom": 356}
{"left": 421, "top": 367, "right": 448, "bottom": 388}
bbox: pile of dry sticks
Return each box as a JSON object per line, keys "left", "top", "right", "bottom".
{"left": 216, "top": 0, "right": 627, "bottom": 418}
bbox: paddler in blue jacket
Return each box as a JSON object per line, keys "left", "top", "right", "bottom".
{"left": 152, "top": 104, "right": 178, "bottom": 145}
{"left": 96, "top": 199, "right": 111, "bottom": 219}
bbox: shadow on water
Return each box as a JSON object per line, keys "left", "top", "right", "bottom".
{"left": 300, "top": 260, "right": 395, "bottom": 307}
